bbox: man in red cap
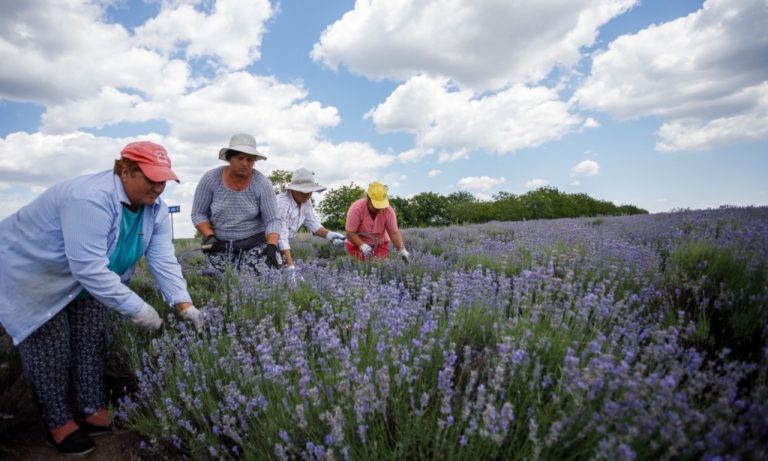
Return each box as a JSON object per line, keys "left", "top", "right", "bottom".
{"left": 0, "top": 141, "right": 202, "bottom": 455}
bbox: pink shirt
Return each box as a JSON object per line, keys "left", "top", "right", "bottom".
{"left": 345, "top": 198, "right": 399, "bottom": 246}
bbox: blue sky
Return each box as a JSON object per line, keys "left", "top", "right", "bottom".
{"left": 1, "top": 0, "right": 766, "bottom": 238}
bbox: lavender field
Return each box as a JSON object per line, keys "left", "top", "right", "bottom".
{"left": 59, "top": 208, "right": 768, "bottom": 459}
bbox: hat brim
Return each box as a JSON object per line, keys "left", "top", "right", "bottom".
{"left": 370, "top": 198, "right": 389, "bottom": 209}
{"left": 139, "top": 163, "right": 180, "bottom": 183}
{"left": 219, "top": 146, "right": 267, "bottom": 161}
{"left": 287, "top": 184, "right": 326, "bottom": 193}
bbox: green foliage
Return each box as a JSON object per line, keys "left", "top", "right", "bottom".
{"left": 317, "top": 182, "right": 364, "bottom": 230}
{"left": 445, "top": 191, "right": 476, "bottom": 207}
{"left": 665, "top": 241, "right": 767, "bottom": 361}
{"left": 410, "top": 192, "right": 451, "bottom": 227}
{"left": 389, "top": 196, "right": 416, "bottom": 228}
{"left": 316, "top": 183, "right": 647, "bottom": 229}
{"left": 268, "top": 169, "right": 293, "bottom": 194}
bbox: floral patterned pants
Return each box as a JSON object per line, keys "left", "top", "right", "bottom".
{"left": 17, "top": 298, "right": 107, "bottom": 428}
{"left": 205, "top": 244, "right": 269, "bottom": 274}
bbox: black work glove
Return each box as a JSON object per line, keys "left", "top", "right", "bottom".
{"left": 262, "top": 243, "right": 280, "bottom": 269}
{"left": 201, "top": 234, "right": 225, "bottom": 253}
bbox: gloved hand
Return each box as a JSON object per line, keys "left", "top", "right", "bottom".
{"left": 263, "top": 243, "right": 280, "bottom": 269}
{"left": 178, "top": 305, "right": 204, "bottom": 332}
{"left": 286, "top": 265, "right": 298, "bottom": 288}
{"left": 398, "top": 248, "right": 411, "bottom": 263}
{"left": 359, "top": 243, "right": 373, "bottom": 258}
{"left": 131, "top": 302, "right": 163, "bottom": 331}
{"left": 326, "top": 231, "right": 346, "bottom": 245}
{"left": 201, "top": 234, "right": 225, "bottom": 253}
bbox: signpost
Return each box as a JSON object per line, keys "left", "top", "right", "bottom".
{"left": 168, "top": 205, "right": 180, "bottom": 240}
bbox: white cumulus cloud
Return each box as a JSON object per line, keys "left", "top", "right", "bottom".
{"left": 398, "top": 147, "right": 435, "bottom": 163}
{"left": 570, "top": 160, "right": 600, "bottom": 177}
{"left": 457, "top": 176, "right": 507, "bottom": 192}
{"left": 369, "top": 76, "right": 583, "bottom": 156}
{"left": 575, "top": 0, "right": 768, "bottom": 151}
{"left": 134, "top": 0, "right": 274, "bottom": 70}
{"left": 315, "top": 0, "right": 632, "bottom": 157}
{"left": 312, "top": 0, "right": 637, "bottom": 91}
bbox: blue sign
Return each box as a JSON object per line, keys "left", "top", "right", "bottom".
{"left": 168, "top": 205, "right": 181, "bottom": 214}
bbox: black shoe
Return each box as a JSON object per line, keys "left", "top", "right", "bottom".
{"left": 80, "top": 421, "right": 115, "bottom": 437}
{"left": 46, "top": 428, "right": 96, "bottom": 455}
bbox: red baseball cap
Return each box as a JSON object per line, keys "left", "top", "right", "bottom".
{"left": 120, "top": 141, "right": 179, "bottom": 183}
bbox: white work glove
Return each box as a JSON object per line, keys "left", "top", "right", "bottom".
{"left": 398, "top": 248, "right": 411, "bottom": 262}
{"left": 131, "top": 302, "right": 163, "bottom": 331}
{"left": 178, "top": 305, "right": 205, "bottom": 332}
{"left": 359, "top": 243, "right": 373, "bottom": 258}
{"left": 326, "top": 231, "right": 346, "bottom": 245}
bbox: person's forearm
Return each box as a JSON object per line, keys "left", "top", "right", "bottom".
{"left": 348, "top": 233, "right": 365, "bottom": 248}
{"left": 315, "top": 228, "right": 329, "bottom": 238}
{"left": 266, "top": 232, "right": 279, "bottom": 246}
{"left": 196, "top": 222, "right": 214, "bottom": 238}
{"left": 390, "top": 231, "right": 404, "bottom": 250}
{"left": 175, "top": 301, "right": 193, "bottom": 312}
{"left": 282, "top": 250, "right": 294, "bottom": 267}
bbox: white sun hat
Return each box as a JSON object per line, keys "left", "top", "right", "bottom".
{"left": 286, "top": 168, "right": 326, "bottom": 193}
{"left": 218, "top": 133, "right": 267, "bottom": 161}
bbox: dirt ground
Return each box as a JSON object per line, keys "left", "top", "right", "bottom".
{"left": 1, "top": 428, "right": 146, "bottom": 460}
{"left": 0, "top": 368, "right": 150, "bottom": 459}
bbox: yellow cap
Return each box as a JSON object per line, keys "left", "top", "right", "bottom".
{"left": 367, "top": 181, "right": 389, "bottom": 209}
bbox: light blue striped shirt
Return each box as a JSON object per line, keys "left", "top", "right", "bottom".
{"left": 0, "top": 170, "right": 191, "bottom": 345}
{"left": 190, "top": 166, "right": 280, "bottom": 241}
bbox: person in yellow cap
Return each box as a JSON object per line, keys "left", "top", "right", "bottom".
{"left": 344, "top": 181, "right": 410, "bottom": 261}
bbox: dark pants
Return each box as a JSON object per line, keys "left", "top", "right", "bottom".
{"left": 17, "top": 298, "right": 107, "bottom": 428}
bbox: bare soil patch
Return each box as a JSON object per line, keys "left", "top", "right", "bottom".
{"left": 2, "top": 428, "right": 146, "bottom": 460}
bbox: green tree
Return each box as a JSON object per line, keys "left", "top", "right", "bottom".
{"left": 410, "top": 192, "right": 451, "bottom": 227}
{"left": 317, "top": 183, "right": 365, "bottom": 230}
{"left": 389, "top": 196, "right": 416, "bottom": 228}
{"left": 493, "top": 193, "right": 529, "bottom": 221}
{"left": 446, "top": 191, "right": 478, "bottom": 224}
{"left": 446, "top": 191, "right": 476, "bottom": 206}
{"left": 268, "top": 169, "right": 292, "bottom": 194}
{"left": 520, "top": 187, "right": 565, "bottom": 219}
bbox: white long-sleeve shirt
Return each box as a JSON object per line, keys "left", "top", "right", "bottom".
{"left": 276, "top": 190, "right": 323, "bottom": 251}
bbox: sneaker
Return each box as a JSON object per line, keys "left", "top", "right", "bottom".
{"left": 80, "top": 421, "right": 115, "bottom": 437}
{"left": 46, "top": 428, "right": 96, "bottom": 456}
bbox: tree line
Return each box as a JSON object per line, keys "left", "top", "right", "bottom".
{"left": 269, "top": 171, "right": 647, "bottom": 230}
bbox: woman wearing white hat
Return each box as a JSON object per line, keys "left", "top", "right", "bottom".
{"left": 276, "top": 168, "right": 345, "bottom": 268}
{"left": 191, "top": 134, "right": 281, "bottom": 273}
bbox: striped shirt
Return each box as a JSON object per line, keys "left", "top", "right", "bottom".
{"left": 276, "top": 190, "right": 323, "bottom": 251}
{"left": 191, "top": 166, "right": 280, "bottom": 241}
